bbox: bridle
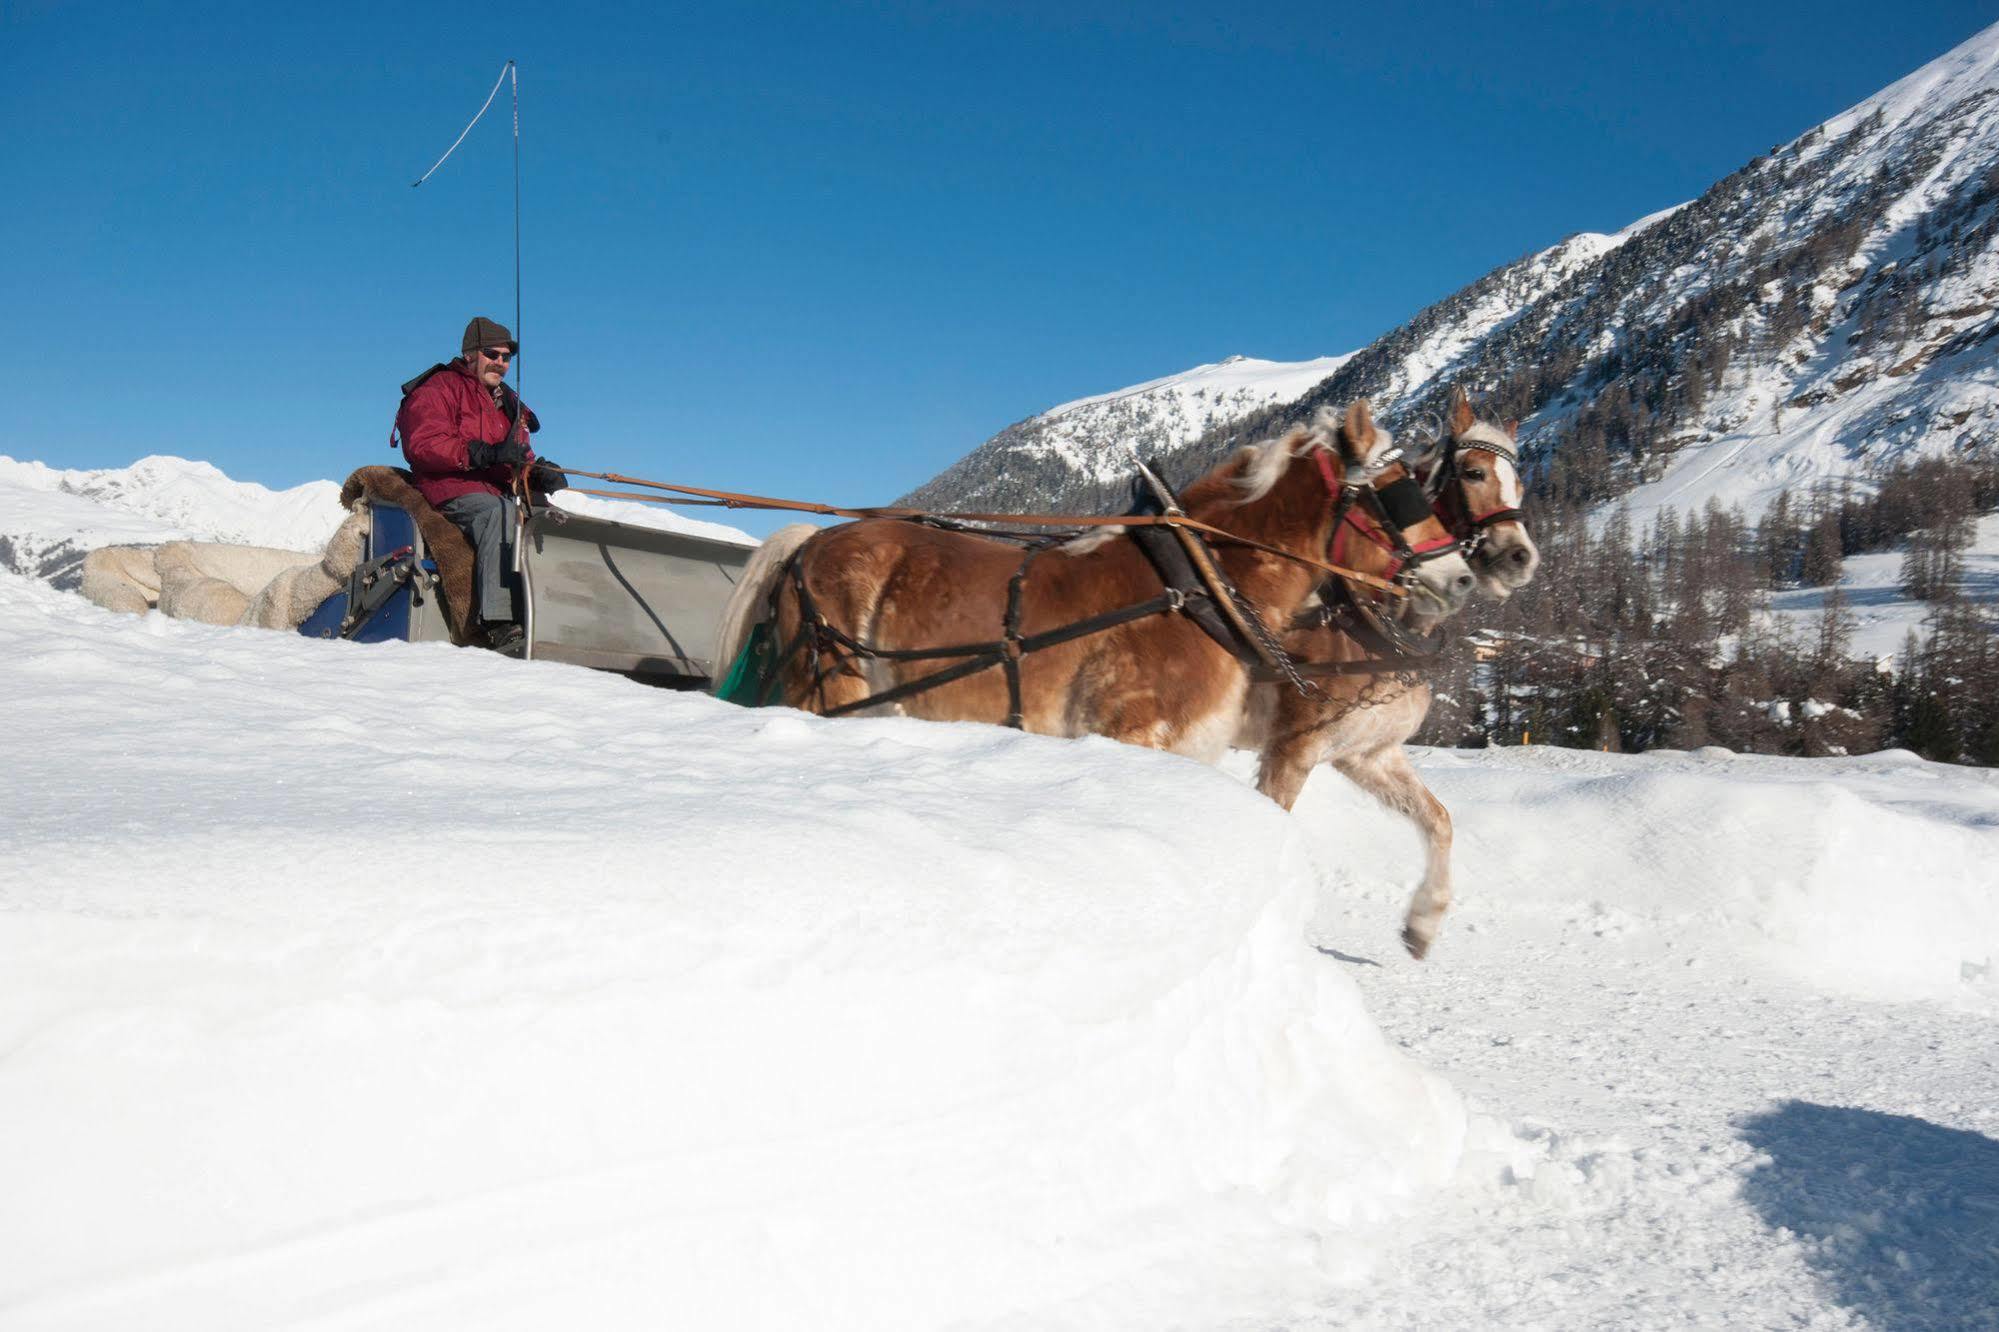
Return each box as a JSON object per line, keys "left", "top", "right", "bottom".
{"left": 1421, "top": 422, "right": 1528, "bottom": 558}
{"left": 1316, "top": 446, "right": 1467, "bottom": 588}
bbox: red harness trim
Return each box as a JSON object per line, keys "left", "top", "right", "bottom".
{"left": 1326, "top": 449, "right": 1460, "bottom": 582}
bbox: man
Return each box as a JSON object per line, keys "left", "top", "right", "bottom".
{"left": 394, "top": 316, "right": 567, "bottom": 653}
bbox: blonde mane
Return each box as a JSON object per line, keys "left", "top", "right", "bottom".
{"left": 1229, "top": 403, "right": 1403, "bottom": 503}
{"left": 1230, "top": 421, "right": 1328, "bottom": 504}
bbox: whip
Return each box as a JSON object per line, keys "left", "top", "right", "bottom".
{"left": 411, "top": 61, "right": 535, "bottom": 657}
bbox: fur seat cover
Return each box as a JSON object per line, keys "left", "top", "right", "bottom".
{"left": 337, "top": 466, "right": 477, "bottom": 643}
{"left": 80, "top": 466, "right": 479, "bottom": 643}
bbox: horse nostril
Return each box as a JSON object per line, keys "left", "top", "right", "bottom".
{"left": 1510, "top": 547, "right": 1532, "bottom": 566}
{"left": 1454, "top": 573, "right": 1475, "bottom": 592}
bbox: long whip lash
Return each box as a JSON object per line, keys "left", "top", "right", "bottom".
{"left": 410, "top": 61, "right": 514, "bottom": 189}
{"left": 411, "top": 60, "right": 522, "bottom": 394}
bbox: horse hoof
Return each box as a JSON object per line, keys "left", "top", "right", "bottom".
{"left": 1401, "top": 924, "right": 1431, "bottom": 960}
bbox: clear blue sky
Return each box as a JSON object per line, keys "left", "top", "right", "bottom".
{"left": 3, "top": 1, "right": 1992, "bottom": 532}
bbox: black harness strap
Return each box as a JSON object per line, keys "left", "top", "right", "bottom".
{"left": 818, "top": 592, "right": 1182, "bottom": 719}
{"left": 1293, "top": 575, "right": 1447, "bottom": 660}
{"left": 1001, "top": 544, "right": 1048, "bottom": 728}
{"left": 777, "top": 530, "right": 1192, "bottom": 721}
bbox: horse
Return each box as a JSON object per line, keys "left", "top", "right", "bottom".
{"left": 1244, "top": 388, "right": 1540, "bottom": 960}
{"left": 710, "top": 401, "right": 1476, "bottom": 761}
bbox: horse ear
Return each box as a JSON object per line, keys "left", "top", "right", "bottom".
{"left": 1341, "top": 400, "right": 1376, "bottom": 459}
{"left": 1449, "top": 388, "right": 1476, "bottom": 436}
{"left": 1504, "top": 419, "right": 1520, "bottom": 440}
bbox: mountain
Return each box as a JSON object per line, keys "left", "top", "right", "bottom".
{"left": 897, "top": 353, "right": 1353, "bottom": 512}
{"left": 0, "top": 456, "right": 346, "bottom": 590}
{"left": 0, "top": 454, "right": 752, "bottom": 591}
{"left": 908, "top": 22, "right": 1999, "bottom": 523}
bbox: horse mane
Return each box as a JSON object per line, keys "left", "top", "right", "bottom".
{"left": 1060, "top": 402, "right": 1389, "bottom": 558}
{"left": 1228, "top": 412, "right": 1336, "bottom": 504}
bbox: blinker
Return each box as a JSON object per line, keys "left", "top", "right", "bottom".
{"left": 1375, "top": 475, "right": 1435, "bottom": 531}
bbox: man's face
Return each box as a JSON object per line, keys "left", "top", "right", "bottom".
{"left": 471, "top": 345, "right": 512, "bottom": 389}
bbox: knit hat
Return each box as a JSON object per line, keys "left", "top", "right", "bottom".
{"left": 461, "top": 316, "right": 518, "bottom": 356}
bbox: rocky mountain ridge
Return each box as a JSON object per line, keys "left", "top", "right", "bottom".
{"left": 907, "top": 22, "right": 1999, "bottom": 524}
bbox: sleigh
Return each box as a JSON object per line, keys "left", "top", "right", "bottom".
{"left": 299, "top": 493, "right": 754, "bottom": 688}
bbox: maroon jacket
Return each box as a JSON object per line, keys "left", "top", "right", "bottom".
{"left": 394, "top": 359, "right": 540, "bottom": 506}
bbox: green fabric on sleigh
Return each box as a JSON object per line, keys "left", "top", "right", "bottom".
{"left": 714, "top": 620, "right": 777, "bottom": 706}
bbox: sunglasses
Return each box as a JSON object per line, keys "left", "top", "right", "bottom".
{"left": 479, "top": 347, "right": 514, "bottom": 362}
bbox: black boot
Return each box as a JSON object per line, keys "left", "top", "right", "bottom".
{"left": 483, "top": 622, "right": 526, "bottom": 657}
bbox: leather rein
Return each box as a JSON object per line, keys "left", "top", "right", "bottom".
{"left": 762, "top": 445, "right": 1446, "bottom": 719}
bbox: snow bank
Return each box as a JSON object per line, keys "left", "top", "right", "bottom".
{"left": 0, "top": 574, "right": 1464, "bottom": 1331}
{"left": 1272, "top": 745, "right": 1999, "bottom": 1004}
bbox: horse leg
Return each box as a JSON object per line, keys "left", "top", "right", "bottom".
{"left": 1331, "top": 744, "right": 1454, "bottom": 960}
{"left": 1256, "top": 726, "right": 1329, "bottom": 811}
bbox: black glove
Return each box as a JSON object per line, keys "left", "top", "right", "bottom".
{"left": 466, "top": 439, "right": 531, "bottom": 470}
{"left": 529, "top": 459, "right": 569, "bottom": 493}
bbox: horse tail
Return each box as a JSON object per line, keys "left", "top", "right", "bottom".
{"left": 709, "top": 522, "right": 819, "bottom": 697}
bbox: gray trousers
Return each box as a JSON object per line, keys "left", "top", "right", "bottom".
{"left": 438, "top": 493, "right": 519, "bottom": 625}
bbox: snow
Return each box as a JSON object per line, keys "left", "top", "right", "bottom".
{"left": 1607, "top": 356, "right": 1999, "bottom": 528}
{"left": 4, "top": 560, "right": 1996, "bottom": 1328}
{"left": 0, "top": 454, "right": 753, "bottom": 590}
{"left": 1820, "top": 17, "right": 1999, "bottom": 141}
{"left": 1252, "top": 743, "right": 1999, "bottom": 1328}
{"left": 1766, "top": 511, "right": 1999, "bottom": 660}
{"left": 0, "top": 572, "right": 1465, "bottom": 1331}
{"left": 906, "top": 353, "right": 1360, "bottom": 504}
{"left": 1604, "top": 200, "right": 1693, "bottom": 246}
{"left": 1039, "top": 353, "right": 1356, "bottom": 420}
{"left": 1015, "top": 353, "right": 1359, "bottom": 485}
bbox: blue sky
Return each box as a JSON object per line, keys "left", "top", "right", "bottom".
{"left": 3, "top": 1, "right": 1992, "bottom": 532}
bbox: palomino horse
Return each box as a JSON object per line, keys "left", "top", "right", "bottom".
{"left": 711, "top": 401, "right": 1475, "bottom": 760}
{"left": 1247, "top": 389, "right": 1540, "bottom": 959}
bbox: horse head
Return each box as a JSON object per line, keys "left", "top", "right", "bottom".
{"left": 1325, "top": 400, "right": 1477, "bottom": 621}
{"left": 1415, "top": 388, "right": 1540, "bottom": 599}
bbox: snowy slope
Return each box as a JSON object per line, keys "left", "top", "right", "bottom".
{"left": 899, "top": 353, "right": 1354, "bottom": 511}
{"left": 4, "top": 570, "right": 1995, "bottom": 1329}
{"left": 1765, "top": 509, "right": 1999, "bottom": 659}
{"left": 0, "top": 454, "right": 753, "bottom": 591}
{"left": 0, "top": 572, "right": 1465, "bottom": 1331}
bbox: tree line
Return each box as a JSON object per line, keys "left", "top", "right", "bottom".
{"left": 1414, "top": 453, "right": 1999, "bottom": 765}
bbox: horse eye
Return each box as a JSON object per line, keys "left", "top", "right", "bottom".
{"left": 1465, "top": 467, "right": 1487, "bottom": 481}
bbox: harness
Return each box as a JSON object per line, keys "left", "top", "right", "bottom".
{"left": 1327, "top": 448, "right": 1469, "bottom": 583}
{"left": 1251, "top": 429, "right": 1529, "bottom": 684}
{"left": 759, "top": 450, "right": 1399, "bottom": 724}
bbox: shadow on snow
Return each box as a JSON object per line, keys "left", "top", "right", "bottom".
{"left": 1737, "top": 1100, "right": 1999, "bottom": 1331}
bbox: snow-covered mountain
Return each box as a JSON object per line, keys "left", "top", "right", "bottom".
{"left": 0, "top": 453, "right": 753, "bottom": 590}
{"left": 0, "top": 455, "right": 348, "bottom": 588}
{"left": 910, "top": 21, "right": 1999, "bottom": 524}
{"left": 898, "top": 353, "right": 1353, "bottom": 512}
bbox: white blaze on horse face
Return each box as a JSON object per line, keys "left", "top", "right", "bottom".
{"left": 1493, "top": 450, "right": 1523, "bottom": 513}
{"left": 1451, "top": 421, "right": 1538, "bottom": 596}
{"left": 1479, "top": 452, "right": 1539, "bottom": 592}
